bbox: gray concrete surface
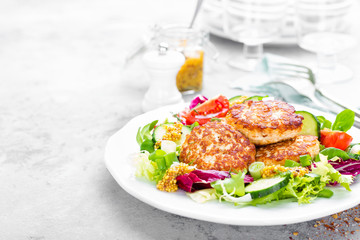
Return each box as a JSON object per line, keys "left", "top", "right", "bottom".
{"left": 1, "top": 0, "right": 360, "bottom": 239}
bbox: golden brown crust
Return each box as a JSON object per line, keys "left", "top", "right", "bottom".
{"left": 179, "top": 121, "right": 256, "bottom": 171}
{"left": 255, "top": 135, "right": 320, "bottom": 166}
{"left": 226, "top": 100, "right": 304, "bottom": 145}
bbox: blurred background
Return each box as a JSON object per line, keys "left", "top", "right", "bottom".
{"left": 1, "top": 0, "right": 359, "bottom": 107}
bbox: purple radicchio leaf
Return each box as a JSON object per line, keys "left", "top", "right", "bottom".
{"left": 176, "top": 170, "right": 254, "bottom": 192}
{"left": 244, "top": 174, "right": 254, "bottom": 183}
{"left": 330, "top": 158, "right": 360, "bottom": 177}
{"left": 189, "top": 95, "right": 208, "bottom": 109}
{"left": 176, "top": 169, "right": 230, "bottom": 192}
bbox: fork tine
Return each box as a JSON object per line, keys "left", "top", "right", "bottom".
{"left": 270, "top": 64, "right": 310, "bottom": 73}
{"left": 268, "top": 62, "right": 316, "bottom": 84}
{"left": 271, "top": 68, "right": 310, "bottom": 75}
{"left": 271, "top": 73, "right": 310, "bottom": 81}
{"left": 275, "top": 63, "right": 312, "bottom": 71}
{"left": 270, "top": 69, "right": 310, "bottom": 80}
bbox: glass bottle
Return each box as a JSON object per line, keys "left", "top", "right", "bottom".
{"left": 153, "top": 26, "right": 205, "bottom": 94}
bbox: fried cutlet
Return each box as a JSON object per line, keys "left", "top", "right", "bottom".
{"left": 180, "top": 121, "right": 256, "bottom": 171}
{"left": 226, "top": 100, "right": 304, "bottom": 145}
{"left": 255, "top": 135, "right": 320, "bottom": 166}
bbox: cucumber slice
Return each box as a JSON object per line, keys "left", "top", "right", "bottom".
{"left": 229, "top": 95, "right": 267, "bottom": 105}
{"left": 229, "top": 95, "right": 245, "bottom": 104}
{"left": 229, "top": 95, "right": 251, "bottom": 106}
{"left": 305, "top": 173, "right": 321, "bottom": 181}
{"left": 245, "top": 175, "right": 290, "bottom": 199}
{"left": 179, "top": 126, "right": 191, "bottom": 145}
{"left": 245, "top": 95, "right": 267, "bottom": 102}
{"left": 305, "top": 173, "right": 321, "bottom": 185}
{"left": 153, "top": 123, "right": 191, "bottom": 146}
{"left": 296, "top": 111, "right": 320, "bottom": 138}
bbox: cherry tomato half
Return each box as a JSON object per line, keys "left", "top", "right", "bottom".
{"left": 179, "top": 95, "right": 230, "bottom": 125}
{"left": 320, "top": 129, "right": 353, "bottom": 151}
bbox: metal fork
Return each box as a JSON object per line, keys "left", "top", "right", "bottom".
{"left": 263, "top": 57, "right": 360, "bottom": 119}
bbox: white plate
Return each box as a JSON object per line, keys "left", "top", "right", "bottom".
{"left": 104, "top": 103, "right": 360, "bottom": 226}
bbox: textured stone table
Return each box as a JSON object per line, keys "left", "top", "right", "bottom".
{"left": 1, "top": 0, "right": 360, "bottom": 239}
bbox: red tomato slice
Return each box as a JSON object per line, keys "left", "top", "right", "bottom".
{"left": 320, "top": 129, "right": 353, "bottom": 151}
{"left": 193, "top": 95, "right": 229, "bottom": 115}
{"left": 179, "top": 95, "right": 230, "bottom": 125}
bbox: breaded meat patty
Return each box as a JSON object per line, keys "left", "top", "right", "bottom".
{"left": 256, "top": 135, "right": 320, "bottom": 166}
{"left": 180, "top": 121, "right": 256, "bottom": 171}
{"left": 226, "top": 100, "right": 304, "bottom": 145}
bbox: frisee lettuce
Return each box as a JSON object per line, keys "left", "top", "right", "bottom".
{"left": 279, "top": 175, "right": 327, "bottom": 204}
{"left": 133, "top": 151, "right": 157, "bottom": 182}
{"left": 311, "top": 154, "right": 353, "bottom": 191}
{"left": 204, "top": 154, "right": 355, "bottom": 206}
{"left": 186, "top": 189, "right": 217, "bottom": 203}
{"left": 215, "top": 188, "right": 283, "bottom": 206}
{"left": 133, "top": 150, "right": 180, "bottom": 183}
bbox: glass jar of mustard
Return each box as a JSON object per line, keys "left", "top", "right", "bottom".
{"left": 153, "top": 26, "right": 205, "bottom": 94}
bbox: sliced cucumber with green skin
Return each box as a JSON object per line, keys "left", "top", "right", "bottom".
{"left": 153, "top": 123, "right": 191, "bottom": 146}
{"left": 229, "top": 95, "right": 244, "bottom": 104}
{"left": 245, "top": 175, "right": 290, "bottom": 199}
{"left": 296, "top": 111, "right": 320, "bottom": 138}
{"left": 245, "top": 95, "right": 267, "bottom": 102}
{"left": 305, "top": 173, "right": 321, "bottom": 182}
{"left": 229, "top": 95, "right": 267, "bottom": 105}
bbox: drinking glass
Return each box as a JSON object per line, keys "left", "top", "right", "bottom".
{"left": 223, "top": 0, "right": 288, "bottom": 71}
{"left": 295, "top": 0, "right": 356, "bottom": 84}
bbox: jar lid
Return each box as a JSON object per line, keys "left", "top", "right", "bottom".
{"left": 143, "top": 43, "right": 185, "bottom": 70}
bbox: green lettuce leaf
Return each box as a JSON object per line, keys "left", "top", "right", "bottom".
{"left": 133, "top": 151, "right": 157, "bottom": 181}
{"left": 317, "top": 147, "right": 350, "bottom": 161}
{"left": 211, "top": 171, "right": 246, "bottom": 197}
{"left": 279, "top": 175, "right": 326, "bottom": 204}
{"left": 312, "top": 154, "right": 353, "bottom": 191}
{"left": 186, "top": 189, "right": 217, "bottom": 203}
{"left": 317, "top": 109, "right": 355, "bottom": 132}
{"left": 214, "top": 189, "right": 285, "bottom": 206}
{"left": 332, "top": 109, "right": 355, "bottom": 132}
{"left": 328, "top": 168, "right": 353, "bottom": 191}
{"left": 136, "top": 120, "right": 158, "bottom": 146}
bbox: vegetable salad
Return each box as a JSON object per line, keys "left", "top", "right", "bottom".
{"left": 133, "top": 94, "right": 360, "bottom": 206}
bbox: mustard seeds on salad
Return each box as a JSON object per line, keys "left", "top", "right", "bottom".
{"left": 261, "top": 165, "right": 309, "bottom": 178}
{"left": 156, "top": 163, "right": 194, "bottom": 192}
{"left": 155, "top": 122, "right": 183, "bottom": 149}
